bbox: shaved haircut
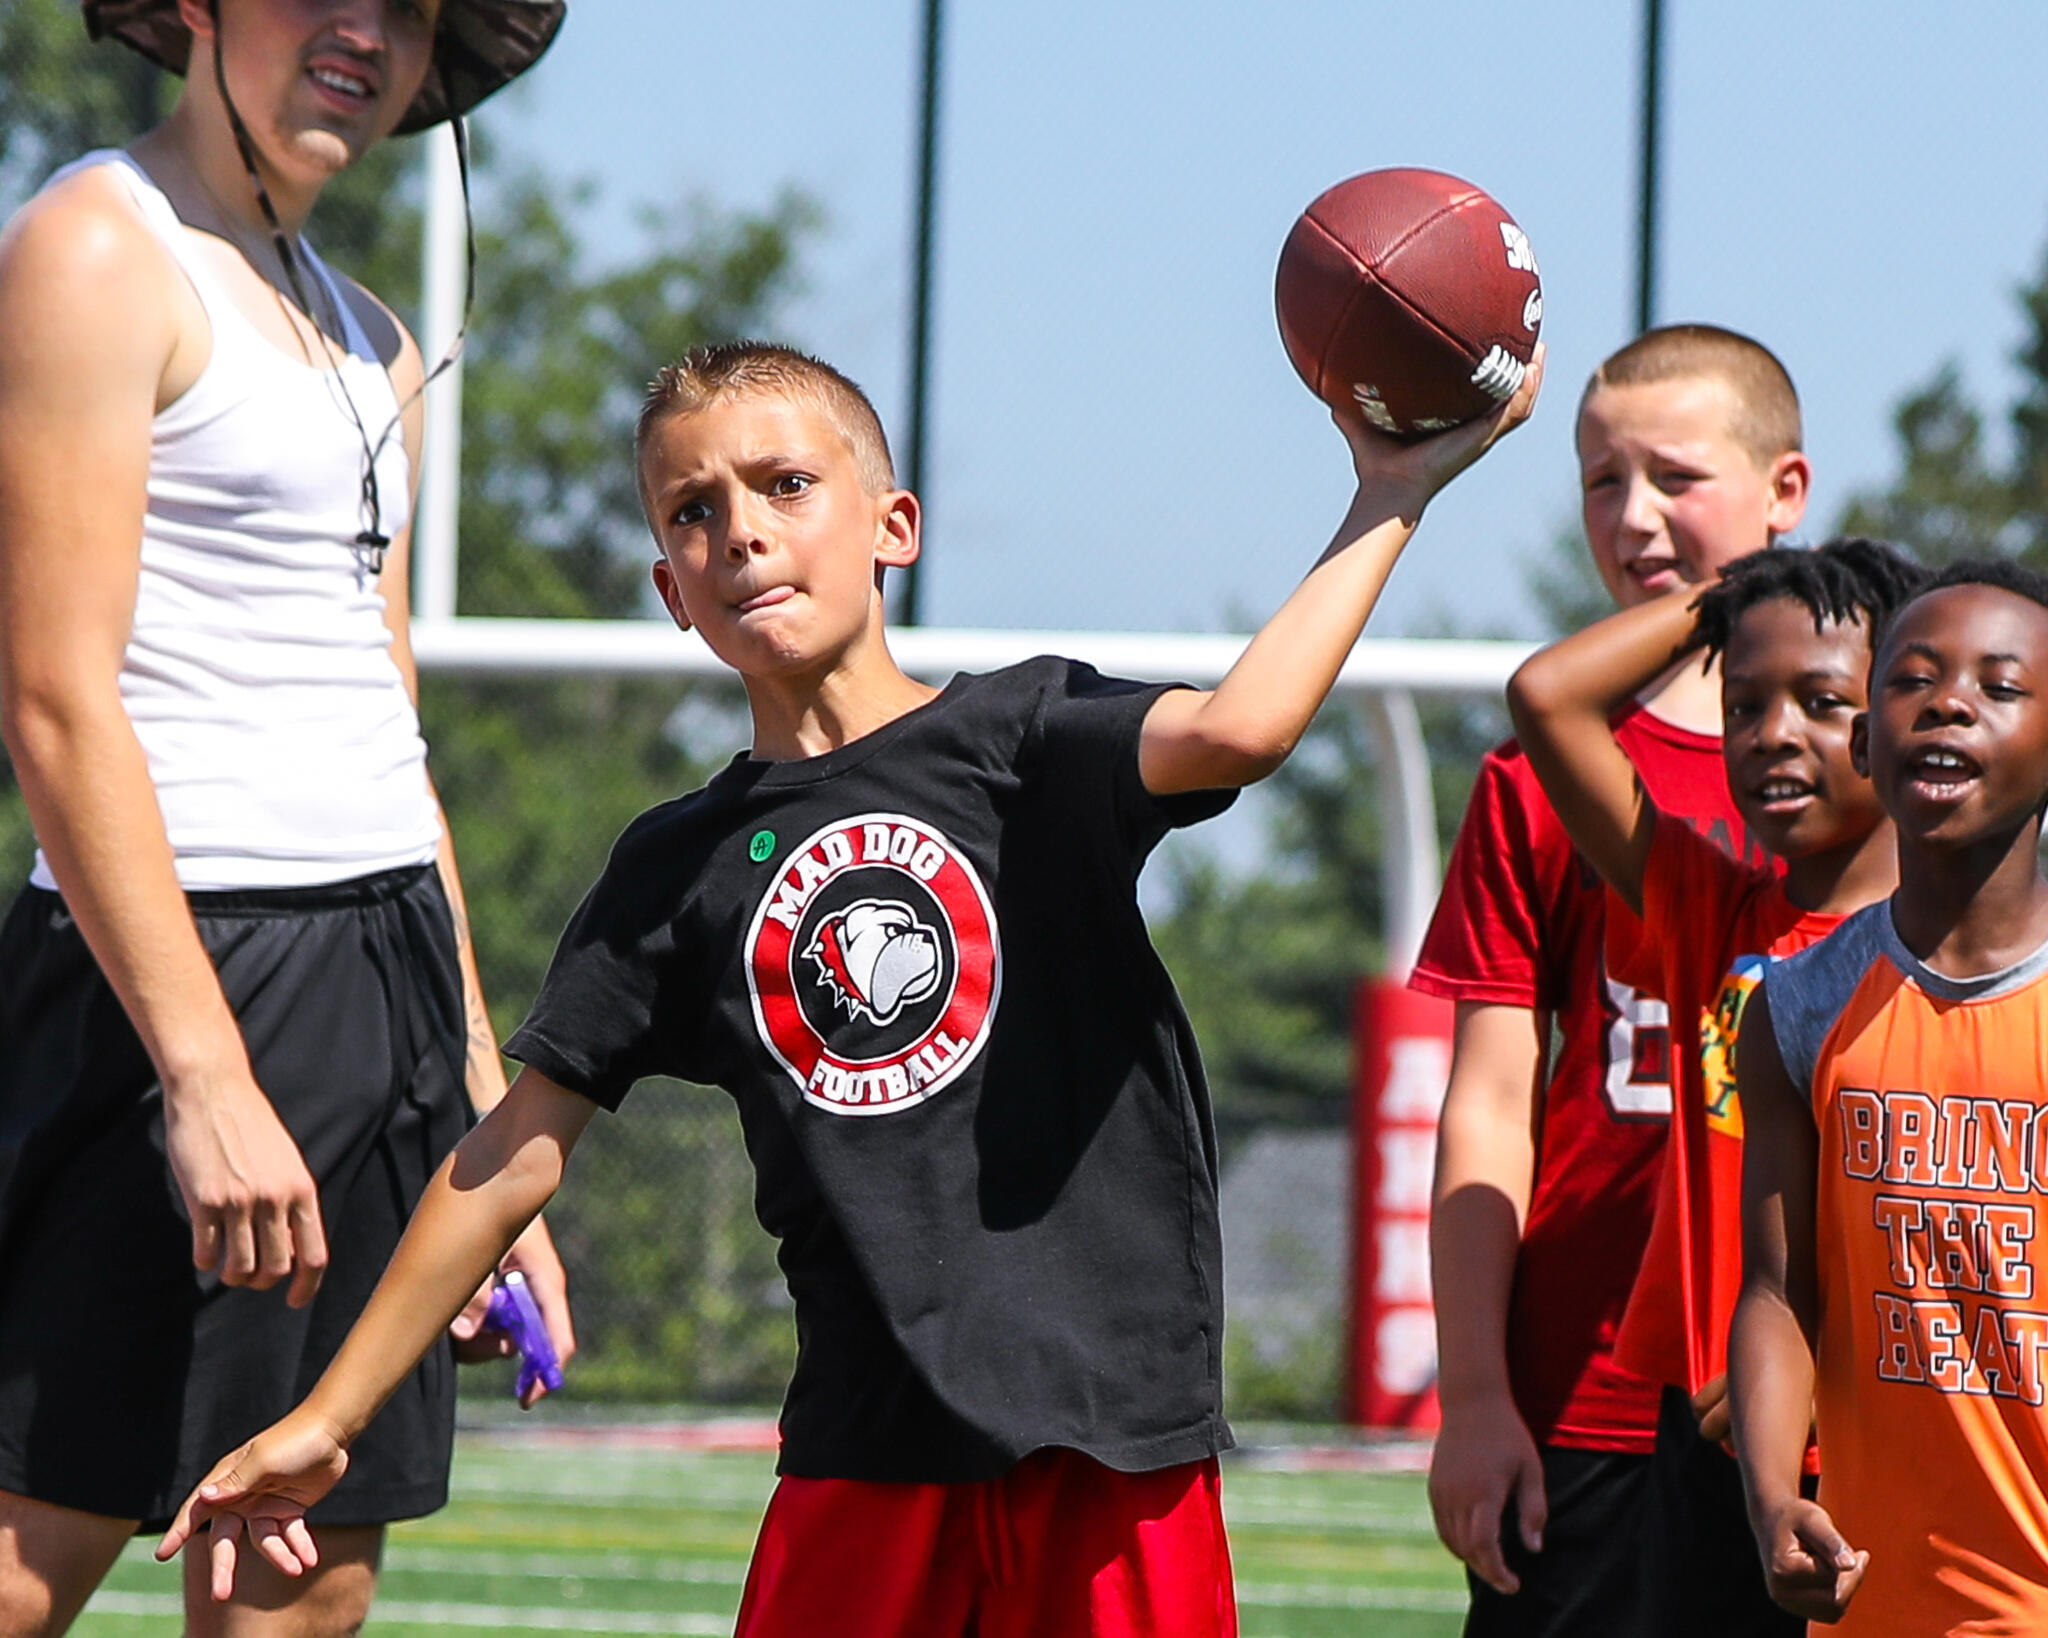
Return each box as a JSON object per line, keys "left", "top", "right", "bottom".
{"left": 636, "top": 341, "right": 896, "bottom": 505}
{"left": 1584, "top": 324, "right": 1803, "bottom": 466}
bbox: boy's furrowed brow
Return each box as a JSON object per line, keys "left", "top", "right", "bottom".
{"left": 736, "top": 447, "right": 825, "bottom": 474}
{"left": 652, "top": 470, "right": 712, "bottom": 504}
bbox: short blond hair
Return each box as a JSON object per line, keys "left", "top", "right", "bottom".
{"left": 635, "top": 341, "right": 896, "bottom": 501}
{"left": 1582, "top": 324, "right": 1803, "bottom": 466}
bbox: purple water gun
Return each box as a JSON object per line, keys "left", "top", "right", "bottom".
{"left": 484, "top": 1270, "right": 563, "bottom": 1402}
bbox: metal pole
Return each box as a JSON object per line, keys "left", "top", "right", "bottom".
{"left": 900, "top": 0, "right": 945, "bottom": 627}
{"left": 415, "top": 126, "right": 467, "bottom": 624}
{"left": 1634, "top": 0, "right": 1665, "bottom": 335}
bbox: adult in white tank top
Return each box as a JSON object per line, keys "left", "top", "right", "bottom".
{"left": 0, "top": 2, "right": 565, "bottom": 1631}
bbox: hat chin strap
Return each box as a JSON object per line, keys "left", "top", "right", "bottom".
{"left": 202, "top": 5, "right": 480, "bottom": 573}
{"left": 206, "top": 0, "right": 393, "bottom": 563}
{"left": 201, "top": 3, "right": 479, "bottom": 575}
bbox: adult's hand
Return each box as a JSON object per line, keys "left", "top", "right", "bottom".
{"left": 449, "top": 1214, "right": 575, "bottom": 1407}
{"left": 163, "top": 1071, "right": 328, "bottom": 1306}
{"left": 1428, "top": 1392, "right": 1547, "bottom": 1595}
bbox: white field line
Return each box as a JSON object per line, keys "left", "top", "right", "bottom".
{"left": 448, "top": 1453, "right": 1434, "bottom": 1519}
{"left": 382, "top": 1550, "right": 1464, "bottom": 1612}
{"left": 1235, "top": 1581, "right": 1467, "bottom": 1613}
{"left": 83, "top": 1591, "right": 730, "bottom": 1634}
{"left": 387, "top": 1547, "right": 747, "bottom": 1584}
{"left": 442, "top": 1478, "right": 772, "bottom": 1512}
{"left": 92, "top": 1583, "right": 1463, "bottom": 1625}
{"left": 441, "top": 1475, "right": 1433, "bottom": 1536}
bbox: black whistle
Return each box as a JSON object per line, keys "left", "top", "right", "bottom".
{"left": 357, "top": 528, "right": 391, "bottom": 574}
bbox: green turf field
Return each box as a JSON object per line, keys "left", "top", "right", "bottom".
{"left": 76, "top": 1432, "right": 1467, "bottom": 1636}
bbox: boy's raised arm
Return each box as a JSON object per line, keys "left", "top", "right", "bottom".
{"left": 1139, "top": 350, "right": 1541, "bottom": 797}
{"left": 156, "top": 1068, "right": 598, "bottom": 1598}
{"left": 1504, "top": 585, "right": 1702, "bottom": 916}
{"left": 1727, "top": 989, "right": 1866, "bottom": 1623}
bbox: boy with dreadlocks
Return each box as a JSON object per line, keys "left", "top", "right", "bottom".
{"left": 1504, "top": 539, "right": 1926, "bottom": 1626}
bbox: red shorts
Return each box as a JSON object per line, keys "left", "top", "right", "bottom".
{"left": 733, "top": 1449, "right": 1237, "bottom": 1638}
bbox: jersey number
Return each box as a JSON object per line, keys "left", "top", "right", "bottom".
{"left": 1602, "top": 974, "right": 1674, "bottom": 1119}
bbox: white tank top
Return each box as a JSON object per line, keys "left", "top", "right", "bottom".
{"left": 28, "top": 152, "right": 441, "bottom": 892}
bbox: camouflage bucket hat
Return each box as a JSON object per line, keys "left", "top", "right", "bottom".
{"left": 82, "top": 0, "right": 566, "bottom": 134}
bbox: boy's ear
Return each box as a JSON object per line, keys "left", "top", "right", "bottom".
{"left": 1850, "top": 711, "right": 1871, "bottom": 778}
{"left": 1764, "top": 450, "right": 1812, "bottom": 537}
{"left": 650, "top": 557, "right": 693, "bottom": 634}
{"left": 874, "top": 489, "right": 921, "bottom": 571}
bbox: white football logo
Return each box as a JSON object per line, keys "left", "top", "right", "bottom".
{"left": 807, "top": 899, "right": 944, "bottom": 1026}
{"left": 1499, "top": 221, "right": 1538, "bottom": 276}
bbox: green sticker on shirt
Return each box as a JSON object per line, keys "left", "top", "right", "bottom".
{"left": 749, "top": 830, "right": 777, "bottom": 863}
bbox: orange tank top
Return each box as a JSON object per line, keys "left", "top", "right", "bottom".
{"left": 1771, "top": 905, "right": 2048, "bottom": 1636}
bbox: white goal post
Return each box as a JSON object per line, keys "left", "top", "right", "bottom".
{"left": 410, "top": 618, "right": 1534, "bottom": 976}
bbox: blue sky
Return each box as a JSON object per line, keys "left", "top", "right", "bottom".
{"left": 490, "top": 1, "right": 2048, "bottom": 639}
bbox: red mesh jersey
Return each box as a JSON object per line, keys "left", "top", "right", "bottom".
{"left": 1609, "top": 815, "right": 1839, "bottom": 1395}
{"left": 1413, "top": 707, "right": 1760, "bottom": 1451}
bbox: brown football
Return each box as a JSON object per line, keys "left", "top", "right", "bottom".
{"left": 1276, "top": 168, "right": 1542, "bottom": 438}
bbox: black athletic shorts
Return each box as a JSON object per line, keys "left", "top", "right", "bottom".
{"left": 1462, "top": 1444, "right": 1655, "bottom": 1638}
{"left": 0, "top": 865, "right": 471, "bottom": 1531}
{"left": 1645, "top": 1384, "right": 1805, "bottom": 1638}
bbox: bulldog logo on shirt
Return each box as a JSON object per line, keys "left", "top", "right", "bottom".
{"left": 807, "top": 900, "right": 944, "bottom": 1026}
{"left": 745, "top": 813, "right": 1001, "bottom": 1116}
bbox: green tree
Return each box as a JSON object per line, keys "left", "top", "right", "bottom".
{"left": 1838, "top": 242, "right": 2048, "bottom": 563}
{"left": 0, "top": 1, "right": 166, "bottom": 199}
{"left": 1837, "top": 364, "right": 2026, "bottom": 562}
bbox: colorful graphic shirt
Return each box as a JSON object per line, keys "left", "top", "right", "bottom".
{"left": 506, "top": 659, "right": 1235, "bottom": 1482}
{"left": 1769, "top": 908, "right": 2048, "bottom": 1636}
{"left": 1608, "top": 813, "right": 1840, "bottom": 1393}
{"left": 1412, "top": 707, "right": 1758, "bottom": 1451}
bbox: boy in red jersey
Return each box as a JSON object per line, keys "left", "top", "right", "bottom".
{"left": 1420, "top": 326, "right": 1808, "bottom": 1635}
{"left": 150, "top": 338, "right": 1538, "bottom": 1637}
{"left": 1734, "top": 560, "right": 2048, "bottom": 1634}
{"left": 1506, "top": 539, "right": 1924, "bottom": 1635}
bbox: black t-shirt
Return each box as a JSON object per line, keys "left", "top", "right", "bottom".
{"left": 506, "top": 657, "right": 1238, "bottom": 1481}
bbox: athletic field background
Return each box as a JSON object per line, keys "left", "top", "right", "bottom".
{"left": 76, "top": 1421, "right": 1466, "bottom": 1636}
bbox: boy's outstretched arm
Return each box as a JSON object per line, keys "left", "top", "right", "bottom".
{"left": 1728, "top": 991, "right": 1867, "bottom": 1623}
{"left": 1504, "top": 584, "right": 1701, "bottom": 917}
{"left": 156, "top": 1068, "right": 597, "bottom": 1599}
{"left": 1139, "top": 348, "right": 1541, "bottom": 796}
